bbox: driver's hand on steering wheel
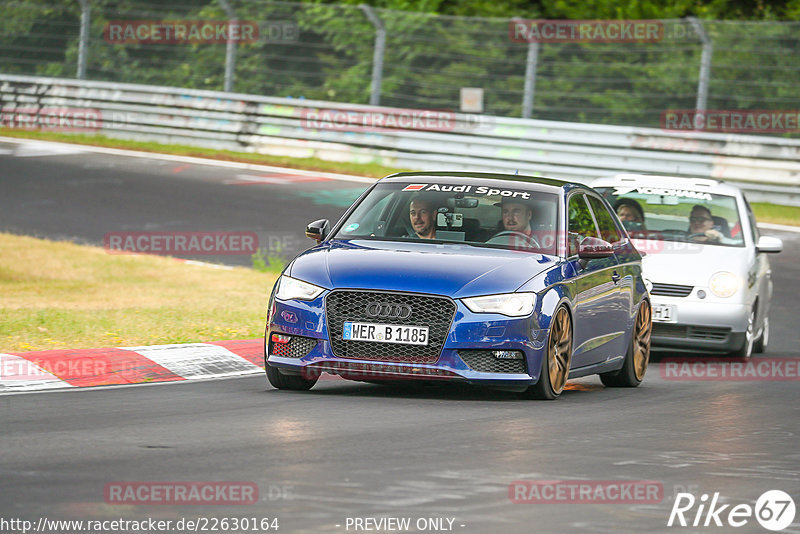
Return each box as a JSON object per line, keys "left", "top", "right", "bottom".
{"left": 690, "top": 229, "right": 722, "bottom": 243}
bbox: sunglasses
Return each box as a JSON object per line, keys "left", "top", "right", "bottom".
{"left": 689, "top": 216, "right": 712, "bottom": 223}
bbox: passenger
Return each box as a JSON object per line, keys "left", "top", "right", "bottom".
{"left": 407, "top": 196, "right": 437, "bottom": 239}
{"left": 688, "top": 205, "right": 723, "bottom": 243}
{"left": 613, "top": 198, "right": 646, "bottom": 232}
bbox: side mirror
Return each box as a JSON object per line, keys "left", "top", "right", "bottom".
{"left": 756, "top": 235, "right": 782, "bottom": 254}
{"left": 578, "top": 237, "right": 614, "bottom": 259}
{"left": 305, "top": 219, "right": 330, "bottom": 243}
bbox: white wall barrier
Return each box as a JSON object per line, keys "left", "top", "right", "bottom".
{"left": 2, "top": 74, "right": 799, "bottom": 205}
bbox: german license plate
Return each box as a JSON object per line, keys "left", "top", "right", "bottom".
{"left": 652, "top": 304, "right": 676, "bottom": 323}
{"left": 343, "top": 322, "right": 429, "bottom": 346}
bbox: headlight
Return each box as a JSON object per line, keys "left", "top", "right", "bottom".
{"left": 709, "top": 271, "right": 739, "bottom": 298}
{"left": 275, "top": 275, "right": 325, "bottom": 301}
{"left": 462, "top": 293, "right": 536, "bottom": 317}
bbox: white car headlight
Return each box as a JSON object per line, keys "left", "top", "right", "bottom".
{"left": 275, "top": 275, "right": 325, "bottom": 301}
{"left": 462, "top": 293, "right": 536, "bottom": 317}
{"left": 709, "top": 271, "right": 739, "bottom": 298}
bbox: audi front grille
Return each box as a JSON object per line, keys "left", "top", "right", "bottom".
{"left": 325, "top": 290, "right": 456, "bottom": 364}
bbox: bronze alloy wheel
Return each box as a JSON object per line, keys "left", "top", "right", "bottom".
{"left": 548, "top": 307, "right": 573, "bottom": 395}
{"left": 633, "top": 300, "right": 652, "bottom": 381}
{"left": 600, "top": 300, "right": 651, "bottom": 388}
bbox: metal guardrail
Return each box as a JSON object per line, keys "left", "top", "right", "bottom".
{"left": 2, "top": 74, "right": 800, "bottom": 205}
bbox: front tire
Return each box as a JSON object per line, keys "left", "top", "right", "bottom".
{"left": 264, "top": 328, "right": 318, "bottom": 390}
{"left": 522, "top": 306, "right": 572, "bottom": 400}
{"left": 601, "top": 300, "right": 651, "bottom": 388}
{"left": 729, "top": 307, "right": 755, "bottom": 360}
{"left": 753, "top": 316, "right": 769, "bottom": 354}
{"left": 265, "top": 362, "right": 318, "bottom": 390}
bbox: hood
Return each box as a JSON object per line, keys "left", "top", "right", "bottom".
{"left": 636, "top": 239, "right": 752, "bottom": 286}
{"left": 288, "top": 239, "right": 555, "bottom": 298}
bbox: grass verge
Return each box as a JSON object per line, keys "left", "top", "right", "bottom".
{"left": 0, "top": 128, "right": 406, "bottom": 179}
{"left": 0, "top": 232, "right": 278, "bottom": 352}
{"left": 751, "top": 203, "right": 800, "bottom": 227}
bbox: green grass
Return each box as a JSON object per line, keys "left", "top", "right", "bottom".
{"left": 0, "top": 128, "right": 406, "bottom": 179}
{"left": 751, "top": 203, "right": 800, "bottom": 227}
{"left": 2, "top": 128, "right": 798, "bottom": 227}
{"left": 0, "top": 232, "right": 278, "bottom": 352}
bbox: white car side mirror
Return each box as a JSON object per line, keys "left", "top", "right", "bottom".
{"left": 756, "top": 235, "right": 782, "bottom": 254}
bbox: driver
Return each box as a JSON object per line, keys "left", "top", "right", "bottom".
{"left": 688, "top": 205, "right": 723, "bottom": 243}
{"left": 488, "top": 199, "right": 540, "bottom": 250}
{"left": 501, "top": 200, "right": 534, "bottom": 234}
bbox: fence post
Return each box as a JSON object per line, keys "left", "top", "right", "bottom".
{"left": 359, "top": 5, "right": 385, "bottom": 106}
{"left": 688, "top": 17, "right": 712, "bottom": 129}
{"left": 513, "top": 17, "right": 539, "bottom": 120}
{"left": 522, "top": 41, "right": 539, "bottom": 119}
{"left": 218, "top": 0, "right": 237, "bottom": 92}
{"left": 77, "top": 0, "right": 90, "bottom": 79}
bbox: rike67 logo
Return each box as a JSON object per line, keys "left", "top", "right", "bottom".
{"left": 668, "top": 490, "right": 796, "bottom": 531}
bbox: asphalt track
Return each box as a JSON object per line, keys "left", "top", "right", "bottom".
{"left": 1, "top": 139, "right": 799, "bottom": 533}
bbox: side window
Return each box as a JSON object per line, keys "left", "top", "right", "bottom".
{"left": 568, "top": 194, "right": 599, "bottom": 256}
{"left": 587, "top": 196, "right": 621, "bottom": 244}
{"left": 743, "top": 196, "right": 759, "bottom": 243}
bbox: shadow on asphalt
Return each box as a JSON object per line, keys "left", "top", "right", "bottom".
{"left": 258, "top": 376, "right": 606, "bottom": 402}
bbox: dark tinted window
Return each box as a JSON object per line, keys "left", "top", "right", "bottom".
{"left": 587, "top": 196, "right": 621, "bottom": 243}
{"left": 567, "top": 194, "right": 598, "bottom": 256}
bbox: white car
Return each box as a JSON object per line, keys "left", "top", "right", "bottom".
{"left": 592, "top": 174, "right": 782, "bottom": 358}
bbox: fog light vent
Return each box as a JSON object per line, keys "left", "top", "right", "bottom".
{"left": 493, "top": 350, "right": 523, "bottom": 360}
{"left": 458, "top": 350, "right": 526, "bottom": 374}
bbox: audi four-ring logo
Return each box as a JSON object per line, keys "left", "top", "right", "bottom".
{"left": 365, "top": 302, "right": 412, "bottom": 319}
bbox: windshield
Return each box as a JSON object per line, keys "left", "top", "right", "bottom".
{"left": 331, "top": 181, "right": 560, "bottom": 254}
{"left": 594, "top": 185, "right": 744, "bottom": 248}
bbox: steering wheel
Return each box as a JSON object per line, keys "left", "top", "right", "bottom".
{"left": 486, "top": 230, "right": 541, "bottom": 249}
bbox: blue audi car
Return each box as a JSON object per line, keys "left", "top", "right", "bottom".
{"left": 264, "top": 172, "right": 651, "bottom": 399}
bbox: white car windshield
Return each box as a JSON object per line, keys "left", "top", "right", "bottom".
{"left": 595, "top": 185, "right": 745, "bottom": 248}
{"left": 331, "top": 181, "right": 560, "bottom": 255}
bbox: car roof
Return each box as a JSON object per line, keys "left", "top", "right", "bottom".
{"left": 591, "top": 173, "right": 743, "bottom": 196}
{"left": 381, "top": 171, "right": 584, "bottom": 195}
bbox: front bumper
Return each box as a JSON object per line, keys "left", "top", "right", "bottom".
{"left": 651, "top": 298, "right": 749, "bottom": 352}
{"left": 266, "top": 293, "right": 550, "bottom": 389}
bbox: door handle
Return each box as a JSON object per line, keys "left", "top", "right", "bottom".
{"left": 611, "top": 271, "right": 621, "bottom": 284}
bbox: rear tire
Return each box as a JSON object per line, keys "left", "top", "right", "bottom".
{"left": 522, "top": 306, "right": 572, "bottom": 400}
{"left": 601, "top": 300, "right": 651, "bottom": 388}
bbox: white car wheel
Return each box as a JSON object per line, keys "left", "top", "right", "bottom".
{"left": 753, "top": 316, "right": 769, "bottom": 354}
